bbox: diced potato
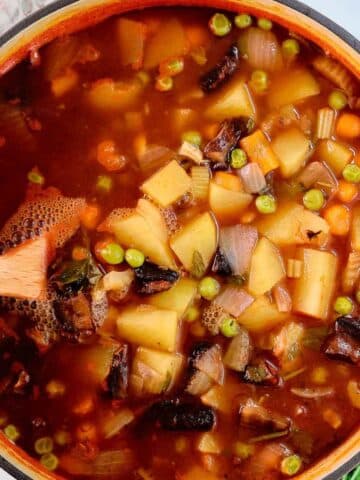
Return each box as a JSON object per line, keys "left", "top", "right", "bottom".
{"left": 141, "top": 160, "right": 191, "bottom": 207}
{"left": 109, "top": 210, "right": 175, "bottom": 268}
{"left": 351, "top": 205, "right": 360, "bottom": 251}
{"left": 272, "top": 322, "right": 305, "bottom": 372}
{"left": 197, "top": 432, "right": 223, "bottom": 454}
{"left": 347, "top": 380, "right": 360, "bottom": 409}
{"left": 256, "top": 202, "right": 329, "bottom": 246}
{"left": 144, "top": 18, "right": 189, "bottom": 69}
{"left": 287, "top": 259, "right": 303, "bottom": 278}
{"left": 237, "top": 295, "right": 288, "bottom": 333}
{"left": 240, "top": 130, "right": 279, "bottom": 175}
{"left": 136, "top": 198, "right": 168, "bottom": 243}
{"left": 117, "top": 305, "right": 179, "bottom": 352}
{"left": 271, "top": 127, "right": 312, "bottom": 178}
{"left": 248, "top": 237, "right": 285, "bottom": 296}
{"left": 316, "top": 139, "right": 353, "bottom": 176}
{"left": 130, "top": 346, "right": 184, "bottom": 395}
{"left": 201, "top": 385, "right": 232, "bottom": 414}
{"left": 170, "top": 212, "right": 217, "bottom": 272}
{"left": 209, "top": 182, "right": 252, "bottom": 223}
{"left": 205, "top": 78, "right": 255, "bottom": 121}
{"left": 116, "top": 18, "right": 146, "bottom": 69}
{"left": 268, "top": 69, "right": 320, "bottom": 108}
{"left": 292, "top": 248, "right": 338, "bottom": 320}
{"left": 51, "top": 68, "right": 79, "bottom": 97}
{"left": 177, "top": 466, "right": 220, "bottom": 480}
{"left": 86, "top": 78, "right": 143, "bottom": 111}
{"left": 148, "top": 277, "right": 198, "bottom": 318}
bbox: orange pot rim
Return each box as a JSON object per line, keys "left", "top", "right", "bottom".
{"left": 0, "top": 1, "right": 358, "bottom": 480}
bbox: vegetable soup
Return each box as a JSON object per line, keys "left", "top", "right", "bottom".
{"left": 0, "top": 6, "right": 358, "bottom": 480}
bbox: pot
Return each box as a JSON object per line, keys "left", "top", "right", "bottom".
{"left": 0, "top": 1, "right": 358, "bottom": 479}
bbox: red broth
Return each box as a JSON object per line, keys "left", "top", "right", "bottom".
{"left": 0, "top": 7, "right": 358, "bottom": 480}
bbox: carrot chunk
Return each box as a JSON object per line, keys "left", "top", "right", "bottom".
{"left": 240, "top": 129, "right": 280, "bottom": 174}
{"left": 336, "top": 113, "right": 360, "bottom": 139}
{"left": 337, "top": 180, "right": 358, "bottom": 203}
{"left": 323, "top": 204, "right": 351, "bottom": 235}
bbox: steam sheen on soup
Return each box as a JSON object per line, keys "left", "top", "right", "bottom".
{"left": 0, "top": 7, "right": 358, "bottom": 480}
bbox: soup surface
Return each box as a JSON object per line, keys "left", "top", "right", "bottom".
{"left": 0, "top": 7, "right": 359, "bottom": 480}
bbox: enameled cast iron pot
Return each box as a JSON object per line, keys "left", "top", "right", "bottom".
{"left": 0, "top": 0, "right": 359, "bottom": 478}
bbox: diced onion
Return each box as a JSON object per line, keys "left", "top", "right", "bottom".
{"left": 219, "top": 225, "right": 258, "bottom": 275}
{"left": 240, "top": 27, "right": 283, "bottom": 72}
{"left": 215, "top": 286, "right": 254, "bottom": 317}
{"left": 291, "top": 386, "right": 334, "bottom": 398}
{"left": 179, "top": 141, "right": 203, "bottom": 164}
{"left": 238, "top": 163, "right": 266, "bottom": 193}
{"left": 296, "top": 161, "right": 337, "bottom": 197}
{"left": 273, "top": 284, "right": 292, "bottom": 313}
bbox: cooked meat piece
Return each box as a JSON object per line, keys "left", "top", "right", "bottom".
{"left": 147, "top": 400, "right": 215, "bottom": 431}
{"left": 243, "top": 356, "right": 280, "bottom": 386}
{"left": 134, "top": 261, "right": 179, "bottom": 295}
{"left": 323, "top": 316, "right": 360, "bottom": 364}
{"left": 105, "top": 344, "right": 129, "bottom": 399}
{"left": 200, "top": 44, "right": 239, "bottom": 92}
{"left": 204, "top": 117, "right": 253, "bottom": 163}
{"left": 212, "top": 249, "right": 232, "bottom": 276}
{"left": 239, "top": 399, "right": 290, "bottom": 431}
{"left": 223, "top": 328, "right": 253, "bottom": 372}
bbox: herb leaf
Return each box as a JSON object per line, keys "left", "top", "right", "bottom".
{"left": 191, "top": 250, "right": 206, "bottom": 279}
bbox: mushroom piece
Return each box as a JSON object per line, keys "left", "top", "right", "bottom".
{"left": 200, "top": 44, "right": 239, "bottom": 92}
{"left": 239, "top": 399, "right": 290, "bottom": 431}
{"left": 134, "top": 261, "right": 179, "bottom": 295}
{"left": 105, "top": 344, "right": 129, "bottom": 399}
{"left": 323, "top": 316, "right": 360, "bottom": 365}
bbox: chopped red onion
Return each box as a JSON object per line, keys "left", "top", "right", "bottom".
{"left": 219, "top": 225, "right": 258, "bottom": 275}
{"left": 238, "top": 163, "right": 266, "bottom": 194}
{"left": 215, "top": 285, "right": 254, "bottom": 317}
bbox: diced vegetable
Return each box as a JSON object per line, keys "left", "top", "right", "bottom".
{"left": 342, "top": 252, "right": 360, "bottom": 293}
{"left": 316, "top": 139, "right": 353, "bottom": 176}
{"left": 136, "top": 198, "right": 168, "bottom": 244}
{"left": 286, "top": 259, "right": 303, "bottom": 279}
{"left": 239, "top": 27, "right": 282, "bottom": 71}
{"left": 0, "top": 235, "right": 51, "bottom": 299}
{"left": 117, "top": 305, "right": 179, "bottom": 352}
{"left": 219, "top": 224, "right": 258, "bottom": 275}
{"left": 237, "top": 295, "right": 288, "bottom": 332}
{"left": 248, "top": 237, "right": 285, "bottom": 295}
{"left": 336, "top": 113, "right": 360, "bottom": 139}
{"left": 214, "top": 172, "right": 242, "bottom": 192}
{"left": 256, "top": 202, "right": 330, "bottom": 246}
{"left": 103, "top": 209, "right": 175, "bottom": 268}
{"left": 272, "top": 127, "right": 311, "bottom": 178}
{"left": 238, "top": 163, "right": 266, "bottom": 193}
{"left": 191, "top": 166, "right": 210, "bottom": 201}
{"left": 240, "top": 129, "right": 279, "bottom": 174}
{"left": 323, "top": 204, "right": 350, "bottom": 236}
{"left": 144, "top": 18, "right": 189, "bottom": 69}
{"left": 296, "top": 161, "right": 337, "bottom": 198}
{"left": 197, "top": 432, "right": 223, "bottom": 454}
{"left": 180, "top": 142, "right": 203, "bottom": 165}
{"left": 223, "top": 328, "right": 253, "bottom": 372}
{"left": 130, "top": 346, "right": 183, "bottom": 395}
{"left": 205, "top": 78, "right": 255, "bottom": 121}
{"left": 170, "top": 212, "right": 217, "bottom": 272}
{"left": 148, "top": 277, "right": 198, "bottom": 318}
{"left": 141, "top": 160, "right": 191, "bottom": 207}
{"left": 337, "top": 180, "right": 358, "bottom": 203}
{"left": 102, "top": 408, "right": 135, "bottom": 438}
{"left": 116, "top": 18, "right": 146, "bottom": 69}
{"left": 268, "top": 69, "right": 320, "bottom": 108}
{"left": 312, "top": 55, "right": 358, "bottom": 98}
{"left": 273, "top": 284, "right": 292, "bottom": 313}
{"left": 315, "top": 107, "right": 336, "bottom": 140}
{"left": 351, "top": 205, "right": 360, "bottom": 251}
{"left": 51, "top": 68, "right": 79, "bottom": 97}
{"left": 86, "top": 78, "right": 143, "bottom": 111}
{"left": 200, "top": 385, "right": 233, "bottom": 414}
{"left": 292, "top": 248, "right": 338, "bottom": 320}
{"left": 209, "top": 181, "right": 253, "bottom": 223}
{"left": 273, "top": 322, "right": 305, "bottom": 372}
{"left": 347, "top": 380, "right": 360, "bottom": 409}
{"left": 214, "top": 286, "right": 254, "bottom": 317}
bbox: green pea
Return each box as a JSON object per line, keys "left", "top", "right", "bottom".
{"left": 100, "top": 242, "right": 124, "bottom": 265}
{"left": 136, "top": 71, "right": 151, "bottom": 86}
{"left": 250, "top": 70, "right": 268, "bottom": 93}
{"left": 328, "top": 90, "right": 347, "bottom": 110}
{"left": 303, "top": 189, "right": 325, "bottom": 211}
{"left": 125, "top": 248, "right": 145, "bottom": 268}
{"left": 342, "top": 164, "right": 360, "bottom": 183}
{"left": 40, "top": 453, "right": 59, "bottom": 471}
{"left": 209, "top": 13, "right": 232, "bottom": 37}
{"left": 181, "top": 130, "right": 202, "bottom": 147}
{"left": 164, "top": 58, "right": 184, "bottom": 76}
{"left": 4, "top": 424, "right": 20, "bottom": 442}
{"left": 198, "top": 276, "right": 220, "bottom": 300}
{"left": 234, "top": 14, "right": 252, "bottom": 29}
{"left": 54, "top": 430, "right": 71, "bottom": 446}
{"left": 255, "top": 194, "right": 277, "bottom": 214}
{"left": 28, "top": 170, "right": 44, "bottom": 185}
{"left": 34, "top": 436, "right": 53, "bottom": 455}
{"left": 96, "top": 175, "right": 113, "bottom": 193}
{"left": 230, "top": 148, "right": 247, "bottom": 169}
{"left": 282, "top": 38, "right": 300, "bottom": 58}
{"left": 220, "top": 317, "right": 240, "bottom": 337}
{"left": 257, "top": 17, "right": 272, "bottom": 30}
{"left": 155, "top": 76, "right": 173, "bottom": 92}
{"left": 334, "top": 296, "right": 353, "bottom": 315}
{"left": 281, "top": 455, "right": 302, "bottom": 476}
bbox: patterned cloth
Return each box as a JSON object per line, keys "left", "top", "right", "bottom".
{"left": 0, "top": 0, "right": 54, "bottom": 35}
